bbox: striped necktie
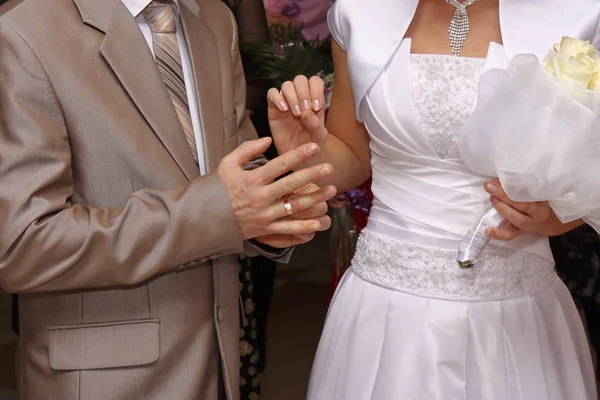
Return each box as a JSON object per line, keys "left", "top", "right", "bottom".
{"left": 142, "top": 0, "right": 198, "bottom": 163}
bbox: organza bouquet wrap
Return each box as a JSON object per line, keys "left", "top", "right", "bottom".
{"left": 457, "top": 45, "right": 600, "bottom": 267}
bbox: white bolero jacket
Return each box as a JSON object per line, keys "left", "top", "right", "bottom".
{"left": 329, "top": 0, "right": 600, "bottom": 122}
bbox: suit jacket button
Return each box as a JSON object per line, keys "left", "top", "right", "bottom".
{"left": 217, "top": 306, "right": 226, "bottom": 322}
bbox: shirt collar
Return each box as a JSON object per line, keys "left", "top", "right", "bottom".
{"left": 122, "top": 0, "right": 200, "bottom": 19}
{"left": 121, "top": 0, "right": 156, "bottom": 18}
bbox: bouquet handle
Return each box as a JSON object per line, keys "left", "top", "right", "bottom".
{"left": 457, "top": 208, "right": 506, "bottom": 268}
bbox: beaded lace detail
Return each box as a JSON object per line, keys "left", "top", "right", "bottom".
{"left": 410, "top": 54, "right": 484, "bottom": 158}
{"left": 351, "top": 230, "right": 557, "bottom": 301}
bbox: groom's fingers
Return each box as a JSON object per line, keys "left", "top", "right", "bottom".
{"left": 266, "top": 218, "right": 328, "bottom": 235}
{"left": 265, "top": 185, "right": 335, "bottom": 220}
{"left": 225, "top": 137, "right": 272, "bottom": 168}
{"left": 254, "top": 233, "right": 316, "bottom": 248}
{"left": 286, "top": 183, "right": 330, "bottom": 219}
{"left": 256, "top": 143, "right": 321, "bottom": 183}
{"left": 312, "top": 216, "right": 332, "bottom": 231}
{"left": 267, "top": 163, "right": 333, "bottom": 201}
{"left": 291, "top": 202, "right": 329, "bottom": 220}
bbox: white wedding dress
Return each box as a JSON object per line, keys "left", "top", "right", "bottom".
{"left": 306, "top": 5, "right": 598, "bottom": 400}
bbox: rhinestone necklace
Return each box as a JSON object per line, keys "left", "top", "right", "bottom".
{"left": 444, "top": 0, "right": 481, "bottom": 56}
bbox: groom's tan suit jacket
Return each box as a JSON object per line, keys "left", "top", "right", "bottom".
{"left": 0, "top": 0, "right": 290, "bottom": 398}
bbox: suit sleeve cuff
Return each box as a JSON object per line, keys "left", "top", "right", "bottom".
{"left": 243, "top": 240, "right": 294, "bottom": 263}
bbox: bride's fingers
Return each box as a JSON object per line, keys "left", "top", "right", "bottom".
{"left": 281, "top": 80, "right": 302, "bottom": 116}
{"left": 490, "top": 196, "right": 534, "bottom": 231}
{"left": 301, "top": 110, "right": 322, "bottom": 131}
{"left": 293, "top": 75, "right": 313, "bottom": 112}
{"left": 485, "top": 222, "right": 523, "bottom": 241}
{"left": 484, "top": 179, "right": 551, "bottom": 222}
{"left": 267, "top": 88, "right": 289, "bottom": 112}
{"left": 309, "top": 76, "right": 326, "bottom": 112}
{"left": 301, "top": 110, "right": 328, "bottom": 144}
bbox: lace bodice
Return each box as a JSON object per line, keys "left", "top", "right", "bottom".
{"left": 410, "top": 54, "right": 485, "bottom": 158}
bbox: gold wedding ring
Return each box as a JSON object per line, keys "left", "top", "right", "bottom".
{"left": 283, "top": 200, "right": 294, "bottom": 216}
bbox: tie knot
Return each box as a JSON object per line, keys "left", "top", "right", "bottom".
{"left": 142, "top": 1, "right": 176, "bottom": 33}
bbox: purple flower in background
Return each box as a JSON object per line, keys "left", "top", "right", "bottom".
{"left": 281, "top": 2, "right": 301, "bottom": 19}
{"left": 346, "top": 189, "right": 372, "bottom": 214}
{"left": 264, "top": 0, "right": 333, "bottom": 40}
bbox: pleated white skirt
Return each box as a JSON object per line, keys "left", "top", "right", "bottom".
{"left": 307, "top": 233, "right": 597, "bottom": 400}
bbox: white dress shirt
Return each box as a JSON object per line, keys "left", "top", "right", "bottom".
{"left": 123, "top": 0, "right": 206, "bottom": 175}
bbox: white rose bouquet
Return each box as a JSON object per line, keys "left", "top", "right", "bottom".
{"left": 544, "top": 38, "right": 600, "bottom": 91}
{"left": 456, "top": 37, "right": 600, "bottom": 268}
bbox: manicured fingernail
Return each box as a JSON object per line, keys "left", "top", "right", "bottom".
{"left": 305, "top": 144, "right": 319, "bottom": 155}
{"left": 486, "top": 229, "right": 494, "bottom": 238}
{"left": 320, "top": 165, "right": 332, "bottom": 175}
{"left": 279, "top": 101, "right": 289, "bottom": 111}
{"left": 293, "top": 104, "right": 301, "bottom": 115}
{"left": 485, "top": 182, "right": 498, "bottom": 193}
{"left": 302, "top": 100, "right": 310, "bottom": 111}
{"left": 313, "top": 99, "right": 321, "bottom": 111}
{"left": 325, "top": 186, "right": 336, "bottom": 197}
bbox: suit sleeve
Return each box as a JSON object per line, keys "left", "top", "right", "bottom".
{"left": 0, "top": 24, "right": 245, "bottom": 293}
{"left": 227, "top": 11, "right": 293, "bottom": 262}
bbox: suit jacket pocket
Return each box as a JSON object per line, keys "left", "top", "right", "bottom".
{"left": 48, "top": 318, "right": 160, "bottom": 370}
{"left": 223, "top": 112, "right": 238, "bottom": 139}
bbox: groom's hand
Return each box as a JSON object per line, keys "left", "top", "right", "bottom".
{"left": 254, "top": 183, "right": 331, "bottom": 247}
{"left": 218, "top": 138, "right": 336, "bottom": 247}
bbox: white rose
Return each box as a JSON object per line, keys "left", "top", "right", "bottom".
{"left": 544, "top": 37, "right": 599, "bottom": 90}
{"left": 553, "top": 36, "right": 596, "bottom": 58}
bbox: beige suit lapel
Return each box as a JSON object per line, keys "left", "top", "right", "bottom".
{"left": 73, "top": 0, "right": 199, "bottom": 180}
{"left": 178, "top": 0, "right": 225, "bottom": 173}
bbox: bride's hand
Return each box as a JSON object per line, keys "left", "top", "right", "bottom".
{"left": 267, "top": 76, "right": 329, "bottom": 156}
{"left": 483, "top": 178, "right": 582, "bottom": 240}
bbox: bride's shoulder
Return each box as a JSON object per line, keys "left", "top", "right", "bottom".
{"left": 327, "top": 0, "right": 361, "bottom": 50}
{"left": 328, "top": 0, "right": 412, "bottom": 51}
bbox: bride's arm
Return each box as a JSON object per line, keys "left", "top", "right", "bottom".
{"left": 268, "top": 40, "right": 372, "bottom": 192}
{"left": 312, "top": 40, "right": 372, "bottom": 192}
